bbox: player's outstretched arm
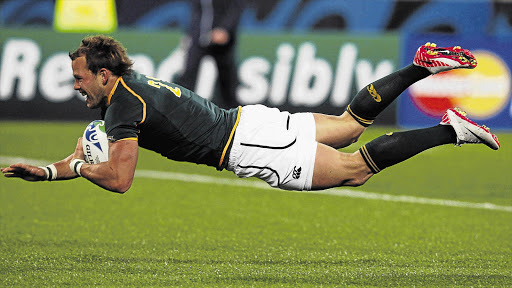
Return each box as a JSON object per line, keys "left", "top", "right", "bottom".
{"left": 70, "top": 138, "right": 138, "bottom": 193}
{"left": 1, "top": 138, "right": 84, "bottom": 182}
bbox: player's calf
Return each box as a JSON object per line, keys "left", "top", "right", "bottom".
{"left": 359, "top": 125, "right": 457, "bottom": 174}
{"left": 358, "top": 108, "right": 499, "bottom": 175}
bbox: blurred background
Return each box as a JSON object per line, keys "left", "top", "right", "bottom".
{"left": 1, "top": 0, "right": 511, "bottom": 130}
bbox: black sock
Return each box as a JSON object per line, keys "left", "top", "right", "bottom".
{"left": 347, "top": 64, "right": 431, "bottom": 126}
{"left": 359, "top": 125, "right": 457, "bottom": 173}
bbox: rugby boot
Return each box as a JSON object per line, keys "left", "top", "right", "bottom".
{"left": 413, "top": 42, "right": 477, "bottom": 74}
{"left": 440, "top": 108, "right": 500, "bottom": 150}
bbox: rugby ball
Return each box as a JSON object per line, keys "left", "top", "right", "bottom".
{"left": 82, "top": 120, "right": 109, "bottom": 164}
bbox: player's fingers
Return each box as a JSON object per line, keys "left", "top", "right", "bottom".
{"left": 2, "top": 166, "right": 24, "bottom": 177}
{"left": 1, "top": 163, "right": 44, "bottom": 181}
{"left": 6, "top": 163, "right": 30, "bottom": 173}
{"left": 73, "top": 137, "right": 84, "bottom": 159}
{"left": 7, "top": 164, "right": 37, "bottom": 175}
{"left": 3, "top": 172, "right": 20, "bottom": 178}
{"left": 2, "top": 165, "right": 20, "bottom": 173}
{"left": 8, "top": 163, "right": 23, "bottom": 168}
{"left": 74, "top": 137, "right": 82, "bottom": 152}
{"left": 8, "top": 163, "right": 34, "bottom": 171}
{"left": 4, "top": 166, "right": 43, "bottom": 181}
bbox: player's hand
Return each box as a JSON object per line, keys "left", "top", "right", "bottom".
{"left": 72, "top": 137, "right": 85, "bottom": 161}
{"left": 210, "top": 28, "right": 229, "bottom": 45}
{"left": 1, "top": 163, "right": 46, "bottom": 181}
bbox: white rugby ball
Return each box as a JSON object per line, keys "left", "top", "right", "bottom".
{"left": 82, "top": 120, "right": 109, "bottom": 164}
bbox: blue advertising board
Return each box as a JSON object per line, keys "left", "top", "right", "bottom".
{"left": 399, "top": 35, "right": 512, "bottom": 130}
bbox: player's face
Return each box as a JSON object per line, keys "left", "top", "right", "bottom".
{"left": 72, "top": 56, "right": 107, "bottom": 109}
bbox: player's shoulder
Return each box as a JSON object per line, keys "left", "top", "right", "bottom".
{"left": 117, "top": 72, "right": 148, "bottom": 90}
{"left": 106, "top": 75, "right": 146, "bottom": 118}
{"left": 114, "top": 72, "right": 195, "bottom": 107}
{"left": 111, "top": 73, "right": 148, "bottom": 100}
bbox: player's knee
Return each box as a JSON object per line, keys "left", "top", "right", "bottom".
{"left": 349, "top": 134, "right": 362, "bottom": 144}
{"left": 340, "top": 111, "right": 365, "bottom": 144}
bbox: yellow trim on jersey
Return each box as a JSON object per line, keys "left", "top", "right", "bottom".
{"left": 360, "top": 145, "right": 380, "bottom": 173}
{"left": 107, "top": 77, "right": 121, "bottom": 106}
{"left": 119, "top": 77, "right": 147, "bottom": 124}
{"left": 117, "top": 137, "right": 138, "bottom": 142}
{"left": 347, "top": 105, "right": 374, "bottom": 126}
{"left": 218, "top": 106, "right": 241, "bottom": 168}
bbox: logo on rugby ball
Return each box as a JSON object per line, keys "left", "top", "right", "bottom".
{"left": 84, "top": 120, "right": 106, "bottom": 152}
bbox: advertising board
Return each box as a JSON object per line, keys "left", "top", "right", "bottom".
{"left": 0, "top": 28, "right": 399, "bottom": 122}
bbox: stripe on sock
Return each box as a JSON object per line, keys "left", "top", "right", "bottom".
{"left": 359, "top": 145, "right": 381, "bottom": 174}
{"left": 347, "top": 105, "right": 374, "bottom": 127}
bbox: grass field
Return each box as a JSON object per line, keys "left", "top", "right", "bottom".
{"left": 1, "top": 121, "right": 511, "bottom": 287}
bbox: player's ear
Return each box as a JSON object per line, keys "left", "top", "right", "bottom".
{"left": 99, "top": 68, "right": 109, "bottom": 85}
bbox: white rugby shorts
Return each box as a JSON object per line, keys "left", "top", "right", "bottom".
{"left": 227, "top": 105, "right": 317, "bottom": 191}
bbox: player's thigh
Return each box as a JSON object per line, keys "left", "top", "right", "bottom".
{"left": 313, "top": 112, "right": 365, "bottom": 149}
{"left": 311, "top": 143, "right": 372, "bottom": 189}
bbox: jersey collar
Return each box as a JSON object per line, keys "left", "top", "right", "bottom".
{"left": 107, "top": 77, "right": 122, "bottom": 106}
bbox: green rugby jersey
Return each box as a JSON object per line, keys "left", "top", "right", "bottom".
{"left": 102, "top": 72, "right": 240, "bottom": 170}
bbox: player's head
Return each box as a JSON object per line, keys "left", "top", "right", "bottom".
{"left": 69, "top": 35, "right": 133, "bottom": 76}
{"left": 69, "top": 35, "right": 133, "bottom": 109}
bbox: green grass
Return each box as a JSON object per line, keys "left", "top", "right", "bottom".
{"left": 1, "top": 121, "right": 511, "bottom": 287}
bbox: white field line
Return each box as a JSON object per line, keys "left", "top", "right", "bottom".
{"left": 1, "top": 155, "right": 511, "bottom": 213}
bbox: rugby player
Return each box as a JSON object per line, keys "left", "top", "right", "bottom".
{"left": 1, "top": 36, "right": 500, "bottom": 193}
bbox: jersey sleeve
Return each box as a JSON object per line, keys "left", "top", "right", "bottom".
{"left": 104, "top": 96, "right": 144, "bottom": 142}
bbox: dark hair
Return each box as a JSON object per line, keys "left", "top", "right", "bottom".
{"left": 69, "top": 35, "right": 133, "bottom": 76}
